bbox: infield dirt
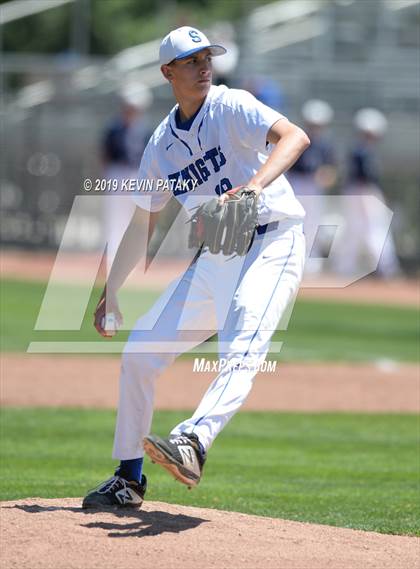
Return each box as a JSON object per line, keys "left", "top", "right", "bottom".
{"left": 2, "top": 356, "right": 419, "bottom": 412}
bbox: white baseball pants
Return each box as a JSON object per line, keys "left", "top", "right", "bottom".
{"left": 113, "top": 219, "right": 305, "bottom": 459}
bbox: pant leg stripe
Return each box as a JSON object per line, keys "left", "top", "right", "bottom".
{"left": 192, "top": 232, "right": 296, "bottom": 427}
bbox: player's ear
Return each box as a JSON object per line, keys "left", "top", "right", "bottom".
{"left": 161, "top": 64, "right": 173, "bottom": 82}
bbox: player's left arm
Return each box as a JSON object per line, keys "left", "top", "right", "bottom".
{"left": 246, "top": 119, "right": 310, "bottom": 196}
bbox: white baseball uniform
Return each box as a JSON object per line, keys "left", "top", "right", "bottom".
{"left": 334, "top": 141, "right": 400, "bottom": 278}
{"left": 112, "top": 85, "right": 306, "bottom": 459}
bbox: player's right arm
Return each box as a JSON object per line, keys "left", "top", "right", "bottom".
{"left": 94, "top": 207, "right": 160, "bottom": 337}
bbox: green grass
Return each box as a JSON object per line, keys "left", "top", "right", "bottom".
{"left": 0, "top": 278, "right": 153, "bottom": 351}
{"left": 1, "top": 409, "right": 419, "bottom": 535}
{"left": 1, "top": 278, "right": 419, "bottom": 362}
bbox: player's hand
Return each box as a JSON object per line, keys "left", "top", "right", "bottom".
{"left": 94, "top": 287, "right": 123, "bottom": 338}
{"left": 218, "top": 183, "right": 263, "bottom": 204}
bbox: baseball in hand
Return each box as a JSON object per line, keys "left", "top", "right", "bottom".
{"left": 101, "top": 312, "right": 118, "bottom": 337}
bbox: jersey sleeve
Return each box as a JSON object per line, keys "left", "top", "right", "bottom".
{"left": 132, "top": 142, "right": 171, "bottom": 212}
{"left": 225, "top": 89, "right": 287, "bottom": 154}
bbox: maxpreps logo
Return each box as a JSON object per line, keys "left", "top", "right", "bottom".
{"left": 168, "top": 146, "right": 230, "bottom": 196}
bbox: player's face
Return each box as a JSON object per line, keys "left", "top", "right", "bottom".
{"left": 165, "top": 49, "right": 213, "bottom": 102}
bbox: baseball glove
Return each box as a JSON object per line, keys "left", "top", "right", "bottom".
{"left": 188, "top": 187, "right": 259, "bottom": 256}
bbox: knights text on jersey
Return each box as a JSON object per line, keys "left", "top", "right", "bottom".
{"left": 133, "top": 85, "right": 305, "bottom": 224}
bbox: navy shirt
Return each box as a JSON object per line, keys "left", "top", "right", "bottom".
{"left": 347, "top": 143, "right": 380, "bottom": 185}
{"left": 103, "top": 119, "right": 129, "bottom": 164}
{"left": 175, "top": 103, "right": 203, "bottom": 131}
{"left": 290, "top": 135, "right": 335, "bottom": 175}
{"left": 103, "top": 119, "right": 150, "bottom": 168}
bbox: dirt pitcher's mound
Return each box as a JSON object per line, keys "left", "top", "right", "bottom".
{"left": 1, "top": 498, "right": 418, "bottom": 569}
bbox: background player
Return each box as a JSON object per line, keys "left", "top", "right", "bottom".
{"left": 83, "top": 26, "right": 310, "bottom": 509}
{"left": 334, "top": 108, "right": 400, "bottom": 278}
{"left": 286, "top": 100, "right": 337, "bottom": 274}
{"left": 102, "top": 85, "right": 152, "bottom": 265}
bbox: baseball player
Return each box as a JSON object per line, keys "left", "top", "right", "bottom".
{"left": 286, "top": 100, "right": 337, "bottom": 273}
{"left": 102, "top": 85, "right": 152, "bottom": 265}
{"left": 83, "top": 26, "right": 310, "bottom": 509}
{"left": 334, "top": 108, "right": 400, "bottom": 278}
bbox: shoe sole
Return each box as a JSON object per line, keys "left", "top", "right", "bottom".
{"left": 143, "top": 436, "right": 200, "bottom": 488}
{"left": 82, "top": 499, "right": 143, "bottom": 510}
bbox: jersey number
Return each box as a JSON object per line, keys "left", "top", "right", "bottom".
{"left": 214, "top": 178, "right": 232, "bottom": 196}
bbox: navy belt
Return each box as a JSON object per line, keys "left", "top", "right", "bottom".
{"left": 256, "top": 221, "right": 279, "bottom": 235}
